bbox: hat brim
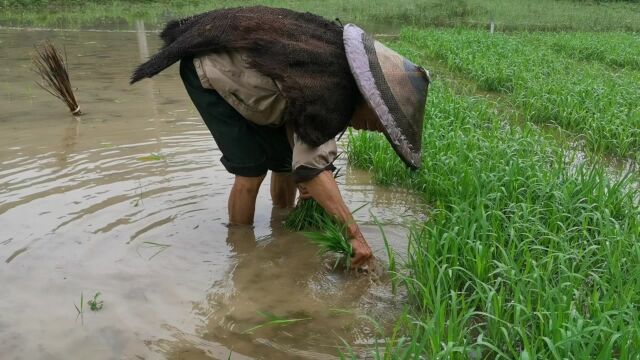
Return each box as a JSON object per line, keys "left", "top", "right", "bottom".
{"left": 343, "top": 24, "right": 429, "bottom": 169}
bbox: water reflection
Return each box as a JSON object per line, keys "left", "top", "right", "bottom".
{"left": 155, "top": 210, "right": 401, "bottom": 359}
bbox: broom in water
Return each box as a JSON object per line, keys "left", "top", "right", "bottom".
{"left": 32, "top": 40, "right": 82, "bottom": 116}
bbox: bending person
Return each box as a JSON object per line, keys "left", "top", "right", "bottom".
{"left": 130, "top": 6, "right": 430, "bottom": 269}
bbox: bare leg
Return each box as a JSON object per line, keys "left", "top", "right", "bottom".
{"left": 228, "top": 175, "right": 265, "bottom": 225}
{"left": 299, "top": 170, "right": 373, "bottom": 267}
{"left": 270, "top": 172, "right": 297, "bottom": 208}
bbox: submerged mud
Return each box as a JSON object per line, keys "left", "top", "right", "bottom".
{"left": 0, "top": 28, "right": 425, "bottom": 359}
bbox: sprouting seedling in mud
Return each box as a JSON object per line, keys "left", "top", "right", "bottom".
{"left": 74, "top": 292, "right": 84, "bottom": 317}
{"left": 75, "top": 291, "right": 103, "bottom": 317}
{"left": 87, "top": 292, "right": 104, "bottom": 311}
{"left": 32, "top": 40, "right": 82, "bottom": 116}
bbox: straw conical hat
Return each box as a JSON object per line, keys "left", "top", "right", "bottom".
{"left": 343, "top": 24, "right": 430, "bottom": 169}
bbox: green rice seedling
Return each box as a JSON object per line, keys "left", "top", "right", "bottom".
{"left": 371, "top": 212, "right": 397, "bottom": 294}
{"left": 303, "top": 214, "right": 353, "bottom": 267}
{"left": 400, "top": 28, "right": 640, "bottom": 160}
{"left": 131, "top": 179, "right": 144, "bottom": 207}
{"left": 528, "top": 32, "right": 640, "bottom": 70}
{"left": 139, "top": 241, "right": 171, "bottom": 260}
{"left": 87, "top": 292, "right": 103, "bottom": 311}
{"left": 285, "top": 188, "right": 368, "bottom": 264}
{"left": 284, "top": 165, "right": 343, "bottom": 232}
{"left": 284, "top": 199, "right": 352, "bottom": 264}
{"left": 283, "top": 198, "right": 329, "bottom": 232}
{"left": 348, "top": 79, "right": 640, "bottom": 358}
{"left": 242, "top": 311, "right": 311, "bottom": 334}
{"left": 136, "top": 152, "right": 165, "bottom": 162}
{"left": 283, "top": 162, "right": 368, "bottom": 257}
{"left": 74, "top": 292, "right": 84, "bottom": 316}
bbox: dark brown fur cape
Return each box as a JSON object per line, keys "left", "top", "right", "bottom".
{"left": 130, "top": 6, "right": 360, "bottom": 146}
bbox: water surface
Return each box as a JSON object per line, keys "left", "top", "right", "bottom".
{"left": 0, "top": 28, "right": 424, "bottom": 359}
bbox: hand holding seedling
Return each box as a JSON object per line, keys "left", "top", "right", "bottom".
{"left": 130, "top": 6, "right": 423, "bottom": 272}
{"left": 347, "top": 231, "right": 373, "bottom": 269}
{"left": 299, "top": 170, "right": 373, "bottom": 268}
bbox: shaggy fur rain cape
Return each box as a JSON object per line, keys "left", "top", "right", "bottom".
{"left": 130, "top": 6, "right": 360, "bottom": 146}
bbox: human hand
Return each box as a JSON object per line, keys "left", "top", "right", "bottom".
{"left": 349, "top": 234, "right": 373, "bottom": 269}
{"left": 297, "top": 184, "right": 312, "bottom": 200}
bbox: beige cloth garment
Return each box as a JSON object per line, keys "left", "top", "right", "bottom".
{"left": 194, "top": 52, "right": 287, "bottom": 126}
{"left": 292, "top": 133, "right": 337, "bottom": 170}
{"left": 193, "top": 52, "right": 337, "bottom": 172}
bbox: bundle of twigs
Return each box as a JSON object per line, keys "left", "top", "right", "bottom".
{"left": 32, "top": 40, "right": 82, "bottom": 115}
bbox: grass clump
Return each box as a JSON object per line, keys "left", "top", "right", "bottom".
{"left": 74, "top": 291, "right": 103, "bottom": 318}
{"left": 347, "top": 79, "right": 640, "bottom": 358}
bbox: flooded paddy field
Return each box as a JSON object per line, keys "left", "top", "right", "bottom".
{"left": 0, "top": 28, "right": 425, "bottom": 359}
{"left": 3, "top": 1, "right": 640, "bottom": 357}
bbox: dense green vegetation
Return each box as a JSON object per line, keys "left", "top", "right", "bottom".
{"left": 347, "top": 30, "right": 640, "bottom": 358}
{"left": 2, "top": 0, "right": 640, "bottom": 32}
{"left": 528, "top": 32, "right": 640, "bottom": 70}
{"left": 405, "top": 29, "right": 640, "bottom": 159}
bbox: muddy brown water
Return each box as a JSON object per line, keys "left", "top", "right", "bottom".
{"left": 0, "top": 28, "right": 426, "bottom": 359}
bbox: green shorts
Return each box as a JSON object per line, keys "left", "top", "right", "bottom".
{"left": 180, "top": 58, "right": 292, "bottom": 177}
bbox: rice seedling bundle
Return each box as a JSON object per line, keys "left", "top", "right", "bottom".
{"left": 32, "top": 40, "right": 82, "bottom": 115}
{"left": 283, "top": 198, "right": 328, "bottom": 232}
{"left": 302, "top": 214, "right": 353, "bottom": 265}
{"left": 283, "top": 164, "right": 359, "bottom": 261}
{"left": 348, "top": 78, "right": 640, "bottom": 357}
{"left": 284, "top": 198, "right": 354, "bottom": 261}
{"left": 402, "top": 29, "right": 640, "bottom": 159}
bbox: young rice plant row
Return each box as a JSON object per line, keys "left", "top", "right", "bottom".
{"left": 401, "top": 29, "right": 640, "bottom": 160}
{"left": 348, "top": 75, "right": 640, "bottom": 358}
